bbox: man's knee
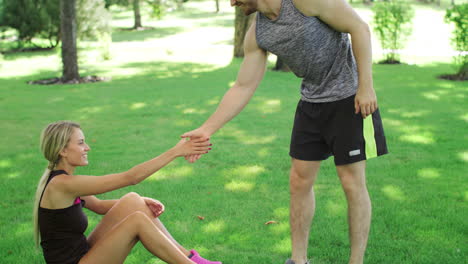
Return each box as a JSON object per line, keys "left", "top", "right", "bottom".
{"left": 338, "top": 166, "right": 366, "bottom": 193}
{"left": 290, "top": 166, "right": 315, "bottom": 192}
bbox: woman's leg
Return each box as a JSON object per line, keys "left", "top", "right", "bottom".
{"left": 87, "top": 192, "right": 189, "bottom": 255}
{"left": 154, "top": 217, "right": 189, "bottom": 254}
{"left": 79, "top": 211, "right": 195, "bottom": 264}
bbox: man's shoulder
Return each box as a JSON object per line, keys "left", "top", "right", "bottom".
{"left": 292, "top": 0, "right": 330, "bottom": 17}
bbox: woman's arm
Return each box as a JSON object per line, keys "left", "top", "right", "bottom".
{"left": 82, "top": 196, "right": 163, "bottom": 217}
{"left": 54, "top": 138, "right": 211, "bottom": 197}
{"left": 82, "top": 195, "right": 118, "bottom": 215}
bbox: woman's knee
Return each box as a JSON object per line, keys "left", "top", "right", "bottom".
{"left": 110, "top": 192, "right": 153, "bottom": 218}
{"left": 119, "top": 192, "right": 153, "bottom": 217}
{"left": 118, "top": 192, "right": 146, "bottom": 208}
{"left": 121, "top": 192, "right": 142, "bottom": 201}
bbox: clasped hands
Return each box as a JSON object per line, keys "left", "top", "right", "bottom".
{"left": 180, "top": 128, "right": 211, "bottom": 163}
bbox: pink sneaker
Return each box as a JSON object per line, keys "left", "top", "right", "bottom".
{"left": 189, "top": 249, "right": 222, "bottom": 264}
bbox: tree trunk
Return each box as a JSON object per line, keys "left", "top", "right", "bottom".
{"left": 133, "top": 0, "right": 142, "bottom": 29}
{"left": 233, "top": 7, "right": 254, "bottom": 58}
{"left": 60, "top": 0, "right": 79, "bottom": 82}
{"left": 215, "top": 0, "right": 220, "bottom": 13}
{"left": 274, "top": 57, "right": 290, "bottom": 72}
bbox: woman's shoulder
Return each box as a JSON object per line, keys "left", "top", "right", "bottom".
{"left": 41, "top": 173, "right": 76, "bottom": 209}
{"left": 47, "top": 171, "right": 75, "bottom": 190}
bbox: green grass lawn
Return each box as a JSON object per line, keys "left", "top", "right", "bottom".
{"left": 0, "top": 1, "right": 466, "bottom": 263}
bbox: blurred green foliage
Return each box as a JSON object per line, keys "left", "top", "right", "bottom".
{"left": 445, "top": 3, "right": 467, "bottom": 76}
{"left": 372, "top": 0, "right": 415, "bottom": 63}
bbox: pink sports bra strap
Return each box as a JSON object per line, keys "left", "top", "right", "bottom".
{"left": 74, "top": 197, "right": 82, "bottom": 205}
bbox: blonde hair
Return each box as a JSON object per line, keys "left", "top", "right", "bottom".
{"left": 33, "top": 121, "right": 81, "bottom": 248}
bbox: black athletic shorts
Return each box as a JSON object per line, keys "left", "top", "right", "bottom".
{"left": 289, "top": 94, "right": 388, "bottom": 165}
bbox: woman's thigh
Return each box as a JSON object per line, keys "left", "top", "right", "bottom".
{"left": 79, "top": 214, "right": 140, "bottom": 264}
{"left": 88, "top": 192, "right": 153, "bottom": 246}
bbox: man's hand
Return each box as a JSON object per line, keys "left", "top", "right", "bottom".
{"left": 181, "top": 128, "right": 212, "bottom": 163}
{"left": 143, "top": 197, "right": 165, "bottom": 218}
{"left": 181, "top": 127, "right": 211, "bottom": 140}
{"left": 354, "top": 87, "right": 377, "bottom": 118}
{"left": 172, "top": 137, "right": 211, "bottom": 157}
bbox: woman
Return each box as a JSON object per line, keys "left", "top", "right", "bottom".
{"left": 33, "top": 121, "right": 222, "bottom": 264}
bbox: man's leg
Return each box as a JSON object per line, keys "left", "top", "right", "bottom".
{"left": 289, "top": 158, "right": 321, "bottom": 264}
{"left": 336, "top": 160, "right": 371, "bottom": 264}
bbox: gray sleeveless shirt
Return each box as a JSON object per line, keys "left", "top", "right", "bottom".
{"left": 256, "top": 0, "right": 358, "bottom": 102}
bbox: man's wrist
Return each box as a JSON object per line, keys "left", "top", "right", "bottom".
{"left": 200, "top": 124, "right": 216, "bottom": 137}
{"left": 357, "top": 85, "right": 375, "bottom": 92}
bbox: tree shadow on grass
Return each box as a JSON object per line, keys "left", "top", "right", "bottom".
{"left": 365, "top": 62, "right": 467, "bottom": 263}
{"left": 170, "top": 8, "right": 235, "bottom": 28}
{"left": 1, "top": 58, "right": 296, "bottom": 263}
{"left": 171, "top": 9, "right": 232, "bottom": 20}
{"left": 195, "top": 17, "right": 234, "bottom": 28}
{"left": 1, "top": 48, "right": 58, "bottom": 60}
{"left": 111, "top": 26, "right": 186, "bottom": 42}
{"left": 2, "top": 60, "right": 466, "bottom": 264}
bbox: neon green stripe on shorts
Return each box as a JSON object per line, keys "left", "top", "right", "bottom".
{"left": 364, "top": 116, "right": 377, "bottom": 159}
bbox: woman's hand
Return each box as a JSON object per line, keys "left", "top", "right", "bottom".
{"left": 143, "top": 197, "right": 165, "bottom": 218}
{"left": 173, "top": 137, "right": 211, "bottom": 157}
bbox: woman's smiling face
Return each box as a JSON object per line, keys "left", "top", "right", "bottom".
{"left": 60, "top": 128, "right": 91, "bottom": 167}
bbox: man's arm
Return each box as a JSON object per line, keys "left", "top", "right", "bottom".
{"left": 296, "top": 0, "right": 377, "bottom": 118}
{"left": 182, "top": 19, "right": 268, "bottom": 140}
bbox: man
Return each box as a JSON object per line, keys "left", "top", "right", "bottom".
{"left": 182, "top": 0, "right": 388, "bottom": 263}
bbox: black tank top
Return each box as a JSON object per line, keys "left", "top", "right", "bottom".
{"left": 38, "top": 170, "right": 89, "bottom": 264}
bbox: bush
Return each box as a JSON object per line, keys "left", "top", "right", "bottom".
{"left": 146, "top": 0, "right": 188, "bottom": 19}
{"left": 40, "top": 1, "right": 61, "bottom": 47}
{"left": 1, "top": 0, "right": 111, "bottom": 51}
{"left": 445, "top": 3, "right": 467, "bottom": 78}
{"left": 147, "top": 0, "right": 165, "bottom": 19}
{"left": 104, "top": 0, "right": 128, "bottom": 9}
{"left": 77, "top": 0, "right": 111, "bottom": 41}
{"left": 2, "top": 0, "right": 59, "bottom": 47}
{"left": 77, "top": 0, "right": 112, "bottom": 60}
{"left": 372, "top": 0, "right": 415, "bottom": 63}
{"left": 0, "top": 0, "right": 4, "bottom": 25}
